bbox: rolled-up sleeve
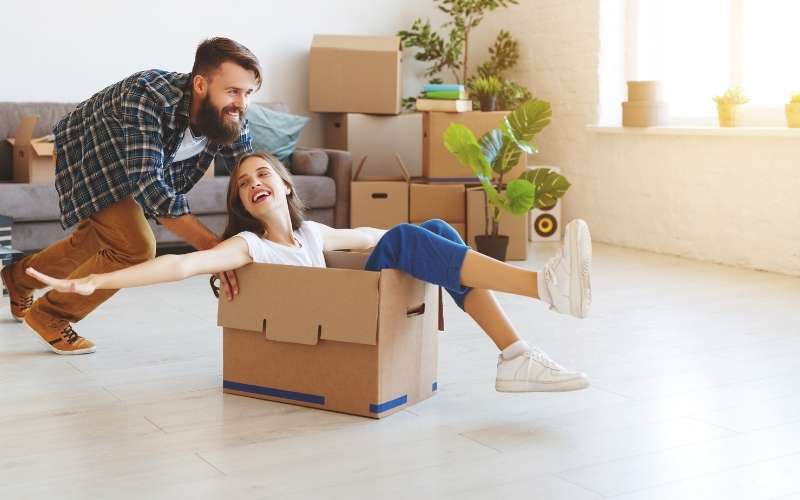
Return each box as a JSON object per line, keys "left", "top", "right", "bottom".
{"left": 122, "top": 93, "right": 189, "bottom": 219}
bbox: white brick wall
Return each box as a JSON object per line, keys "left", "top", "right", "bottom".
{"left": 477, "top": 0, "right": 800, "bottom": 275}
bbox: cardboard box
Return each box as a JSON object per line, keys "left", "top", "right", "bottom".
{"left": 325, "top": 113, "right": 423, "bottom": 177}
{"left": 466, "top": 187, "right": 528, "bottom": 260}
{"left": 350, "top": 155, "right": 410, "bottom": 229}
{"left": 423, "top": 111, "right": 528, "bottom": 180}
{"left": 309, "top": 35, "right": 402, "bottom": 115}
{"left": 409, "top": 182, "right": 466, "bottom": 222}
{"left": 6, "top": 116, "right": 56, "bottom": 183}
{"left": 411, "top": 221, "right": 466, "bottom": 241}
{"left": 218, "top": 251, "right": 442, "bottom": 418}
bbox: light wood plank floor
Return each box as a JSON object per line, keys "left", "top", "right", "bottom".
{"left": 1, "top": 242, "right": 799, "bottom": 500}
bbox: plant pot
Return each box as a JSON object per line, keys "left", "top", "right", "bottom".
{"left": 786, "top": 103, "right": 800, "bottom": 128}
{"left": 717, "top": 103, "right": 739, "bottom": 127}
{"left": 479, "top": 95, "right": 497, "bottom": 112}
{"left": 475, "top": 234, "right": 509, "bottom": 261}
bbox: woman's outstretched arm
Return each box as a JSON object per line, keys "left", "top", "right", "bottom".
{"left": 26, "top": 236, "right": 253, "bottom": 296}
{"left": 315, "top": 223, "right": 387, "bottom": 251}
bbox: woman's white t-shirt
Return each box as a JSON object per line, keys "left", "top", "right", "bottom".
{"left": 234, "top": 221, "right": 326, "bottom": 267}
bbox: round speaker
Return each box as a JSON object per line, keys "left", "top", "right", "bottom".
{"left": 534, "top": 213, "right": 558, "bottom": 238}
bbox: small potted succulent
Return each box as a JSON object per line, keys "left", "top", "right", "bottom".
{"left": 471, "top": 76, "right": 503, "bottom": 112}
{"left": 713, "top": 86, "right": 749, "bottom": 127}
{"left": 786, "top": 92, "right": 800, "bottom": 128}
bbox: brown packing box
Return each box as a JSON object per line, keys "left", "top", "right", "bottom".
{"left": 219, "top": 251, "right": 442, "bottom": 418}
{"left": 6, "top": 115, "right": 56, "bottom": 183}
{"left": 409, "top": 181, "right": 466, "bottom": 222}
{"left": 411, "top": 221, "right": 466, "bottom": 241}
{"left": 309, "top": 35, "right": 402, "bottom": 115}
{"left": 423, "top": 111, "right": 528, "bottom": 180}
{"left": 350, "top": 155, "right": 410, "bottom": 229}
{"left": 466, "top": 187, "right": 529, "bottom": 260}
{"left": 324, "top": 113, "right": 423, "bottom": 177}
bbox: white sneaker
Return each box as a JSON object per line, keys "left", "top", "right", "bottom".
{"left": 495, "top": 348, "right": 589, "bottom": 392}
{"left": 539, "top": 219, "right": 592, "bottom": 318}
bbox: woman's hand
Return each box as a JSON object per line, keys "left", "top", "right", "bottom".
{"left": 26, "top": 267, "right": 97, "bottom": 296}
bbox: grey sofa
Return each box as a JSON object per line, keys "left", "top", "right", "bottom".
{"left": 0, "top": 102, "right": 350, "bottom": 252}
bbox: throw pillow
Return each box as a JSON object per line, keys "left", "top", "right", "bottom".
{"left": 245, "top": 104, "right": 310, "bottom": 165}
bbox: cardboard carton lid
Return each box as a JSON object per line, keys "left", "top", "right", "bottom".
{"left": 352, "top": 154, "right": 410, "bottom": 182}
{"left": 218, "top": 262, "right": 381, "bottom": 346}
{"left": 12, "top": 115, "right": 39, "bottom": 147}
{"left": 311, "top": 34, "right": 401, "bottom": 52}
{"left": 8, "top": 116, "right": 55, "bottom": 157}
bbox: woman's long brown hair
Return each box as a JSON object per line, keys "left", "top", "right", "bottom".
{"left": 221, "top": 151, "right": 306, "bottom": 240}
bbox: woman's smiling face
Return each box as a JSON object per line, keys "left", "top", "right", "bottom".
{"left": 236, "top": 156, "right": 291, "bottom": 218}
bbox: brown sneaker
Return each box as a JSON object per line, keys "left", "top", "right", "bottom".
{"left": 24, "top": 305, "right": 96, "bottom": 355}
{"left": 1, "top": 264, "right": 33, "bottom": 322}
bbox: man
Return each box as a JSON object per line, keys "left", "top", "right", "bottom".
{"left": 0, "top": 37, "right": 259, "bottom": 354}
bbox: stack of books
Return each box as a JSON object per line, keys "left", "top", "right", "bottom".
{"left": 0, "top": 215, "right": 10, "bottom": 248}
{"left": 415, "top": 84, "right": 473, "bottom": 112}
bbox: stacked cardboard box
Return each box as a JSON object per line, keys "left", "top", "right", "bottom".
{"left": 5, "top": 116, "right": 56, "bottom": 183}
{"left": 308, "top": 33, "right": 529, "bottom": 259}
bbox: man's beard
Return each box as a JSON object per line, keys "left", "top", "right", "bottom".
{"left": 195, "top": 95, "right": 243, "bottom": 144}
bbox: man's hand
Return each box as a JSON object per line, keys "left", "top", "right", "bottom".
{"left": 216, "top": 268, "right": 239, "bottom": 301}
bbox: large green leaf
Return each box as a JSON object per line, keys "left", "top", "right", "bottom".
{"left": 502, "top": 98, "right": 552, "bottom": 152}
{"left": 443, "top": 124, "right": 491, "bottom": 179}
{"left": 505, "top": 179, "right": 536, "bottom": 215}
{"left": 520, "top": 167, "right": 571, "bottom": 209}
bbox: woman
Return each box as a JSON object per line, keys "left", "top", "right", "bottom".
{"left": 27, "top": 151, "right": 593, "bottom": 392}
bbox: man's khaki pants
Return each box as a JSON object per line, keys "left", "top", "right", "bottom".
{"left": 11, "top": 197, "right": 156, "bottom": 322}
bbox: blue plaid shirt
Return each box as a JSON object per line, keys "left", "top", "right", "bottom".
{"left": 53, "top": 70, "right": 253, "bottom": 228}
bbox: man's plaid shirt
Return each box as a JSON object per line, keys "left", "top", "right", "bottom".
{"left": 53, "top": 70, "right": 253, "bottom": 228}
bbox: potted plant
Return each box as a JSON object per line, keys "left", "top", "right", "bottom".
{"left": 471, "top": 76, "right": 503, "bottom": 111}
{"left": 786, "top": 92, "right": 800, "bottom": 128}
{"left": 713, "top": 86, "right": 749, "bottom": 127}
{"left": 443, "top": 98, "right": 570, "bottom": 261}
{"left": 397, "top": 1, "right": 532, "bottom": 111}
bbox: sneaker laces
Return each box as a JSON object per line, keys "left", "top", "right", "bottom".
{"left": 60, "top": 324, "right": 80, "bottom": 345}
{"left": 13, "top": 294, "right": 33, "bottom": 309}
{"left": 524, "top": 348, "right": 564, "bottom": 371}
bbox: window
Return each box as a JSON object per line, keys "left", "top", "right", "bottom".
{"left": 627, "top": 0, "right": 800, "bottom": 125}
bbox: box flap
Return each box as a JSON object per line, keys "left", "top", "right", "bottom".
{"left": 218, "top": 262, "right": 381, "bottom": 346}
{"left": 31, "top": 141, "right": 54, "bottom": 157}
{"left": 13, "top": 115, "right": 39, "bottom": 147}
{"left": 324, "top": 250, "right": 370, "bottom": 269}
{"left": 352, "top": 155, "right": 410, "bottom": 182}
{"left": 312, "top": 34, "right": 400, "bottom": 52}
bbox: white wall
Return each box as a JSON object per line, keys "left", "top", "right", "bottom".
{"left": 476, "top": 0, "right": 800, "bottom": 276}
{"left": 0, "top": 0, "right": 440, "bottom": 147}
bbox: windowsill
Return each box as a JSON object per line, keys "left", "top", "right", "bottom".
{"left": 587, "top": 125, "right": 800, "bottom": 137}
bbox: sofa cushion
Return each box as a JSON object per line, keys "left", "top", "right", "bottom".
{"left": 290, "top": 149, "right": 328, "bottom": 176}
{"left": 244, "top": 104, "right": 309, "bottom": 163}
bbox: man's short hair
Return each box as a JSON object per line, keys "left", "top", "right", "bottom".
{"left": 192, "top": 37, "right": 262, "bottom": 88}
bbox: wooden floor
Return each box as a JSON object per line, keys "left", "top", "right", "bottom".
{"left": 2, "top": 242, "right": 800, "bottom": 500}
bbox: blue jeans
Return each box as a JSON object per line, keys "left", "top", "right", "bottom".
{"left": 364, "top": 219, "right": 472, "bottom": 309}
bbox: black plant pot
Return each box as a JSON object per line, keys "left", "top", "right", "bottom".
{"left": 479, "top": 95, "right": 497, "bottom": 112}
{"left": 475, "top": 234, "right": 509, "bottom": 261}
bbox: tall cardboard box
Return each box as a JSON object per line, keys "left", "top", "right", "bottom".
{"left": 350, "top": 156, "right": 410, "bottom": 229}
{"left": 309, "top": 35, "right": 402, "bottom": 115}
{"left": 325, "top": 113, "right": 423, "bottom": 177}
{"left": 466, "top": 187, "right": 529, "bottom": 260}
{"left": 6, "top": 116, "right": 56, "bottom": 183}
{"left": 219, "top": 251, "right": 441, "bottom": 418}
{"left": 423, "top": 111, "right": 528, "bottom": 180}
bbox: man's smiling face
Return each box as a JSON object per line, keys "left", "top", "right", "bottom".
{"left": 192, "top": 61, "right": 257, "bottom": 144}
